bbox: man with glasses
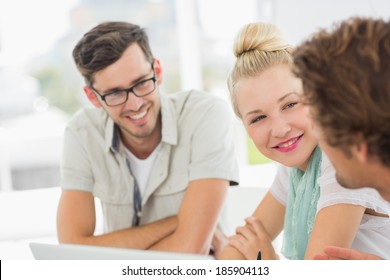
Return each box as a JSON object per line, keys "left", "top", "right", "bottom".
{"left": 57, "top": 21, "right": 239, "bottom": 255}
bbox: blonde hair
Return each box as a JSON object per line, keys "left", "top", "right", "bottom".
{"left": 228, "top": 22, "right": 293, "bottom": 118}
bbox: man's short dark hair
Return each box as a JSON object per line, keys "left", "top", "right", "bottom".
{"left": 73, "top": 21, "right": 154, "bottom": 86}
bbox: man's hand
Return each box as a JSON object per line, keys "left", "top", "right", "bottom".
{"left": 314, "top": 246, "right": 383, "bottom": 260}
{"left": 57, "top": 190, "right": 177, "bottom": 249}
{"left": 149, "top": 179, "right": 228, "bottom": 254}
{"left": 211, "top": 227, "right": 229, "bottom": 259}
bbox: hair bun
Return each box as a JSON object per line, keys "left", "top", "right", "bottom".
{"left": 233, "top": 22, "right": 291, "bottom": 57}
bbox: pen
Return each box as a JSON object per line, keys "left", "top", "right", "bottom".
{"left": 257, "top": 250, "right": 262, "bottom": 260}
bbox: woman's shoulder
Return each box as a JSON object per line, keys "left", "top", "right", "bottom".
{"left": 317, "top": 151, "right": 390, "bottom": 214}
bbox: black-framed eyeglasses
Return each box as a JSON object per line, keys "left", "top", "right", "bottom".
{"left": 91, "top": 63, "right": 156, "bottom": 107}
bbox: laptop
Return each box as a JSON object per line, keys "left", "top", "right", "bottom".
{"left": 29, "top": 242, "right": 214, "bottom": 260}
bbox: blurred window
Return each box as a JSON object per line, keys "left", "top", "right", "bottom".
{"left": 2, "top": 0, "right": 388, "bottom": 192}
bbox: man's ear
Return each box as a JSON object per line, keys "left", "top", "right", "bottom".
{"left": 354, "top": 141, "right": 369, "bottom": 163}
{"left": 84, "top": 86, "right": 102, "bottom": 108}
{"left": 153, "top": 59, "right": 163, "bottom": 86}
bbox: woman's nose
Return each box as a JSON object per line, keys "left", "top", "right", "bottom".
{"left": 271, "top": 118, "right": 292, "bottom": 138}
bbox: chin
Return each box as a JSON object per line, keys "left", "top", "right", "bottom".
{"left": 275, "top": 158, "right": 301, "bottom": 169}
{"left": 335, "top": 174, "right": 358, "bottom": 190}
{"left": 288, "top": 156, "right": 310, "bottom": 169}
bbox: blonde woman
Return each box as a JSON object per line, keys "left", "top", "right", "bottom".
{"left": 220, "top": 22, "right": 390, "bottom": 260}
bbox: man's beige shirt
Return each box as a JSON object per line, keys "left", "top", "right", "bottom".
{"left": 61, "top": 90, "right": 239, "bottom": 233}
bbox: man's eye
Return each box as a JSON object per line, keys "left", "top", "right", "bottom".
{"left": 107, "top": 90, "right": 125, "bottom": 98}
{"left": 135, "top": 80, "right": 149, "bottom": 89}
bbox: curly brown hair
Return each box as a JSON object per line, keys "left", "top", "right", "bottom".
{"left": 72, "top": 21, "right": 154, "bottom": 86}
{"left": 293, "top": 17, "right": 390, "bottom": 167}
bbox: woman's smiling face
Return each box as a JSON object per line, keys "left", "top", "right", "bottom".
{"left": 236, "top": 64, "right": 318, "bottom": 170}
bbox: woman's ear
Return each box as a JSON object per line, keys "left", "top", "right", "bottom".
{"left": 84, "top": 86, "right": 102, "bottom": 108}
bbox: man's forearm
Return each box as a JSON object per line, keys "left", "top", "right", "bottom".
{"left": 219, "top": 245, "right": 246, "bottom": 260}
{"left": 60, "top": 216, "right": 177, "bottom": 250}
{"left": 148, "top": 229, "right": 212, "bottom": 254}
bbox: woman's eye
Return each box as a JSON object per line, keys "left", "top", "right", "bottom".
{"left": 250, "top": 115, "right": 266, "bottom": 124}
{"left": 284, "top": 102, "right": 298, "bottom": 109}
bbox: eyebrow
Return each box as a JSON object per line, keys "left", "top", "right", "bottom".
{"left": 104, "top": 74, "right": 150, "bottom": 94}
{"left": 100, "top": 68, "right": 153, "bottom": 94}
{"left": 245, "top": 92, "right": 299, "bottom": 117}
{"left": 245, "top": 109, "right": 263, "bottom": 117}
{"left": 278, "top": 92, "right": 299, "bottom": 102}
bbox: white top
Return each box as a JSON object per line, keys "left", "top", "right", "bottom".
{"left": 124, "top": 142, "right": 162, "bottom": 195}
{"left": 270, "top": 152, "right": 390, "bottom": 259}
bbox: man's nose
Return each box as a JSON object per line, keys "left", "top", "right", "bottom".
{"left": 124, "top": 91, "right": 143, "bottom": 111}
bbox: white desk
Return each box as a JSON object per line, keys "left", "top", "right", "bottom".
{"left": 0, "top": 163, "right": 280, "bottom": 259}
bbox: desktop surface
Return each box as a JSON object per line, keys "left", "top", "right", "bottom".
{"left": 29, "top": 242, "right": 214, "bottom": 260}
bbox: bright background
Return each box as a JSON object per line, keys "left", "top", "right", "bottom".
{"left": 1, "top": 0, "right": 390, "bottom": 259}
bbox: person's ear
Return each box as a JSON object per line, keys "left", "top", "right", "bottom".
{"left": 354, "top": 141, "right": 368, "bottom": 163}
{"left": 84, "top": 86, "right": 102, "bottom": 108}
{"left": 153, "top": 59, "right": 163, "bottom": 86}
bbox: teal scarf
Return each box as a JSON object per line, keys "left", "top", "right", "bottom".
{"left": 282, "top": 146, "right": 322, "bottom": 259}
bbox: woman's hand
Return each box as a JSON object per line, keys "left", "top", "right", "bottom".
{"left": 228, "top": 216, "right": 278, "bottom": 260}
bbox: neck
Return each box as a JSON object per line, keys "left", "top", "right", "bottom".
{"left": 122, "top": 134, "right": 161, "bottom": 159}
{"left": 375, "top": 167, "right": 390, "bottom": 202}
{"left": 366, "top": 161, "right": 390, "bottom": 202}
{"left": 120, "top": 123, "right": 162, "bottom": 160}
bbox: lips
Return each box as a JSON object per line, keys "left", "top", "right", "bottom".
{"left": 121, "top": 104, "right": 150, "bottom": 123}
{"left": 129, "top": 110, "right": 147, "bottom": 120}
{"left": 273, "top": 134, "right": 303, "bottom": 153}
